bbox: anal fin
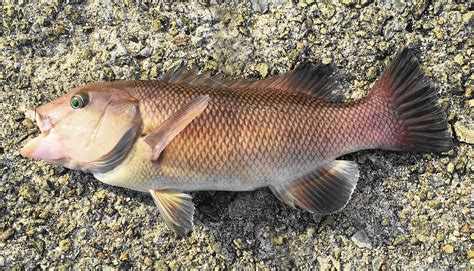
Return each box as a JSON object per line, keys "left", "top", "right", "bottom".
{"left": 149, "top": 190, "right": 195, "bottom": 237}
{"left": 270, "top": 160, "right": 359, "bottom": 215}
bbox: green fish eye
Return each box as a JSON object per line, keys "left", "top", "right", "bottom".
{"left": 70, "top": 93, "right": 89, "bottom": 109}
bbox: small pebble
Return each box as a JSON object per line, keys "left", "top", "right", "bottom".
{"left": 271, "top": 235, "right": 285, "bottom": 245}
{"left": 447, "top": 163, "right": 455, "bottom": 173}
{"left": 432, "top": 28, "right": 443, "bottom": 39}
{"left": 138, "top": 47, "right": 152, "bottom": 58}
{"left": 442, "top": 244, "right": 454, "bottom": 254}
{"left": 233, "top": 238, "right": 246, "bottom": 250}
{"left": 59, "top": 239, "right": 71, "bottom": 252}
{"left": 144, "top": 256, "right": 153, "bottom": 266}
{"left": 0, "top": 228, "right": 14, "bottom": 242}
{"left": 454, "top": 54, "right": 464, "bottom": 65}
{"left": 119, "top": 251, "right": 129, "bottom": 261}
{"left": 97, "top": 251, "right": 107, "bottom": 260}
{"left": 467, "top": 250, "right": 474, "bottom": 260}
{"left": 351, "top": 230, "right": 373, "bottom": 249}
{"left": 453, "top": 122, "right": 474, "bottom": 144}
{"left": 255, "top": 63, "right": 269, "bottom": 78}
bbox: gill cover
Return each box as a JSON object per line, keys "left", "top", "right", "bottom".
{"left": 21, "top": 82, "right": 142, "bottom": 172}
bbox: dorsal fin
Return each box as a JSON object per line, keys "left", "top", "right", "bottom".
{"left": 162, "top": 67, "right": 230, "bottom": 88}
{"left": 161, "top": 63, "right": 346, "bottom": 102}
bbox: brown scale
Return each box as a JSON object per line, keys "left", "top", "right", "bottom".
{"left": 129, "top": 80, "right": 399, "bottom": 190}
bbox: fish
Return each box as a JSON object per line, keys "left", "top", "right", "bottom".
{"left": 21, "top": 49, "right": 452, "bottom": 236}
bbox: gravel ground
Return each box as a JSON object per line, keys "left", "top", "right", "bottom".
{"left": 1, "top": 1, "right": 472, "bottom": 269}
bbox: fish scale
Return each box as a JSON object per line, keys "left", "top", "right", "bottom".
{"left": 127, "top": 80, "right": 395, "bottom": 192}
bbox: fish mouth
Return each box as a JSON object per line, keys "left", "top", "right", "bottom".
{"left": 25, "top": 108, "right": 52, "bottom": 135}
{"left": 20, "top": 108, "right": 64, "bottom": 160}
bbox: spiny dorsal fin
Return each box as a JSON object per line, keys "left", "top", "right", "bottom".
{"left": 162, "top": 67, "right": 230, "bottom": 88}
{"left": 149, "top": 190, "right": 195, "bottom": 237}
{"left": 270, "top": 160, "right": 359, "bottom": 215}
{"left": 161, "top": 63, "right": 346, "bottom": 102}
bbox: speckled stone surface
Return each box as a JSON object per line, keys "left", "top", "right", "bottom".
{"left": 1, "top": 1, "right": 472, "bottom": 269}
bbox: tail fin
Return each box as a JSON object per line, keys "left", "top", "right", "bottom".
{"left": 371, "top": 48, "right": 452, "bottom": 152}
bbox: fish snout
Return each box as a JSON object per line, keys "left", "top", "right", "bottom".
{"left": 25, "top": 107, "right": 53, "bottom": 133}
{"left": 21, "top": 107, "right": 62, "bottom": 160}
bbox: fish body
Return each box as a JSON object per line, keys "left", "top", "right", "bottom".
{"left": 21, "top": 49, "right": 452, "bottom": 236}
{"left": 96, "top": 80, "right": 393, "bottom": 193}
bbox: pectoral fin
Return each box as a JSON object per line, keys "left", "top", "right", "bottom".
{"left": 144, "top": 95, "right": 209, "bottom": 160}
{"left": 270, "top": 160, "right": 359, "bottom": 215}
{"left": 150, "top": 190, "right": 195, "bottom": 237}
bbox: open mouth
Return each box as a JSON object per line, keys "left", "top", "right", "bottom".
{"left": 20, "top": 108, "right": 63, "bottom": 160}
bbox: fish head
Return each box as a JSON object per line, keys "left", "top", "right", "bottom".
{"left": 21, "top": 82, "right": 142, "bottom": 172}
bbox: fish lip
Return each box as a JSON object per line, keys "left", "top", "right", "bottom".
{"left": 21, "top": 108, "right": 63, "bottom": 161}
{"left": 25, "top": 107, "right": 52, "bottom": 134}
{"left": 25, "top": 108, "right": 36, "bottom": 122}
{"left": 20, "top": 128, "right": 64, "bottom": 161}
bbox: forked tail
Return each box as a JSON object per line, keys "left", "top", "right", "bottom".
{"left": 371, "top": 48, "right": 452, "bottom": 152}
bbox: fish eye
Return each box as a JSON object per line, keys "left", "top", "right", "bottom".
{"left": 70, "top": 93, "right": 89, "bottom": 109}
